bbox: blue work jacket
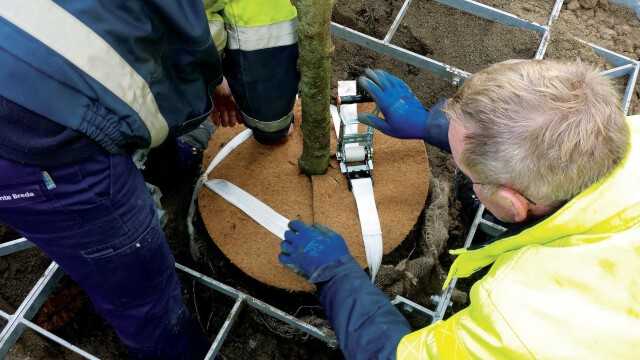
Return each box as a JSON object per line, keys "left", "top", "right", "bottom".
{"left": 0, "top": 1, "right": 222, "bottom": 153}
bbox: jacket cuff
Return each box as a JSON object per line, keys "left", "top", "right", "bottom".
{"left": 424, "top": 99, "right": 451, "bottom": 153}
{"left": 78, "top": 102, "right": 130, "bottom": 153}
{"left": 309, "top": 255, "right": 362, "bottom": 284}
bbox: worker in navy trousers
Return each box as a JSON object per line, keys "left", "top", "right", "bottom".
{"left": 0, "top": 0, "right": 299, "bottom": 358}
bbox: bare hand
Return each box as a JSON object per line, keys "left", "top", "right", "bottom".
{"left": 210, "top": 78, "right": 241, "bottom": 127}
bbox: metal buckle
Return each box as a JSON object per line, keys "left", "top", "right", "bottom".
{"left": 336, "top": 110, "right": 374, "bottom": 190}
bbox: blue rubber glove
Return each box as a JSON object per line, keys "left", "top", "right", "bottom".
{"left": 279, "top": 220, "right": 352, "bottom": 283}
{"left": 357, "top": 69, "right": 451, "bottom": 152}
{"left": 357, "top": 69, "right": 429, "bottom": 140}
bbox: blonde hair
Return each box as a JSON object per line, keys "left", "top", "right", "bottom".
{"left": 445, "top": 59, "right": 629, "bottom": 204}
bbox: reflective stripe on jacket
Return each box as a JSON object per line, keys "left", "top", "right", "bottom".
{"left": 398, "top": 116, "right": 640, "bottom": 359}
{"left": 0, "top": 1, "right": 221, "bottom": 153}
{"left": 206, "top": 0, "right": 297, "bottom": 51}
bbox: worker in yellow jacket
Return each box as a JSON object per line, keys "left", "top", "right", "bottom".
{"left": 278, "top": 60, "right": 640, "bottom": 359}
{"left": 203, "top": 0, "right": 299, "bottom": 144}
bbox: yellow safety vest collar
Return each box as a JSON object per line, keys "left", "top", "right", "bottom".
{"left": 444, "top": 116, "right": 640, "bottom": 288}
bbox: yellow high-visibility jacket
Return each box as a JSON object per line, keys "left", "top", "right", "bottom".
{"left": 398, "top": 115, "right": 640, "bottom": 359}
{"left": 202, "top": 0, "right": 299, "bottom": 138}
{"left": 204, "top": 0, "right": 297, "bottom": 53}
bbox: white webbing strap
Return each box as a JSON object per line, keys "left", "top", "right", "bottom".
{"left": 190, "top": 86, "right": 383, "bottom": 282}
{"left": 187, "top": 129, "right": 254, "bottom": 240}
{"left": 205, "top": 180, "right": 289, "bottom": 240}
{"left": 188, "top": 127, "right": 290, "bottom": 247}
{"left": 337, "top": 81, "right": 383, "bottom": 281}
{"left": 350, "top": 178, "right": 383, "bottom": 281}
{"left": 338, "top": 81, "right": 360, "bottom": 134}
{"left": 203, "top": 129, "right": 254, "bottom": 177}
{"left": 330, "top": 105, "right": 342, "bottom": 137}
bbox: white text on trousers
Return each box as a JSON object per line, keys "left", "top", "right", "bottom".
{"left": 0, "top": 192, "right": 36, "bottom": 201}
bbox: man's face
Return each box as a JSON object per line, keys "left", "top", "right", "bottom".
{"left": 448, "top": 120, "right": 520, "bottom": 222}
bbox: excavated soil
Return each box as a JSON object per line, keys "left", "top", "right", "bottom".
{"left": 486, "top": 0, "right": 640, "bottom": 113}
{"left": 1, "top": 0, "right": 638, "bottom": 358}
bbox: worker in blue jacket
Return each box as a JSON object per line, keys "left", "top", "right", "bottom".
{"left": 0, "top": 1, "right": 298, "bottom": 358}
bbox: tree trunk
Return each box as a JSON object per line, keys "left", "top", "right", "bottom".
{"left": 295, "top": 0, "right": 334, "bottom": 175}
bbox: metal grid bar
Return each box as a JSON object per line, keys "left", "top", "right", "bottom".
{"left": 0, "top": 262, "right": 64, "bottom": 358}
{"left": 333, "top": 0, "right": 549, "bottom": 85}
{"left": 22, "top": 319, "right": 99, "bottom": 360}
{"left": 205, "top": 297, "right": 244, "bottom": 359}
{"left": 331, "top": 22, "right": 471, "bottom": 85}
{"left": 432, "top": 204, "right": 485, "bottom": 321}
{"left": 176, "top": 262, "right": 242, "bottom": 299}
{"left": 548, "top": 0, "right": 566, "bottom": 26}
{"left": 479, "top": 217, "right": 508, "bottom": 233}
{"left": 598, "top": 61, "right": 640, "bottom": 115}
{"left": 534, "top": 0, "right": 564, "bottom": 59}
{"left": 0, "top": 243, "right": 337, "bottom": 359}
{"left": 589, "top": 40, "right": 639, "bottom": 67}
{"left": 1, "top": 0, "right": 639, "bottom": 358}
{"left": 392, "top": 295, "right": 435, "bottom": 318}
{"left": 534, "top": 0, "right": 565, "bottom": 60}
{"left": 601, "top": 63, "right": 637, "bottom": 78}
{"left": 435, "top": 0, "right": 547, "bottom": 32}
{"left": 623, "top": 63, "right": 640, "bottom": 115}
{"left": 587, "top": 42, "right": 640, "bottom": 115}
{"left": 176, "top": 263, "right": 337, "bottom": 347}
{"left": 602, "top": 64, "right": 638, "bottom": 114}
{"left": 0, "top": 237, "right": 34, "bottom": 257}
{"left": 534, "top": 27, "right": 551, "bottom": 60}
{"left": 383, "top": 0, "right": 413, "bottom": 44}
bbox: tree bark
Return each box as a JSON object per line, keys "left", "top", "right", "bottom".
{"left": 295, "top": 0, "right": 334, "bottom": 175}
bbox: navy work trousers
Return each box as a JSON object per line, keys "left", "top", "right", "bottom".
{"left": 0, "top": 151, "right": 209, "bottom": 359}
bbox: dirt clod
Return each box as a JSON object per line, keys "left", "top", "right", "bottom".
{"left": 580, "top": 0, "right": 600, "bottom": 9}
{"left": 568, "top": 0, "right": 582, "bottom": 10}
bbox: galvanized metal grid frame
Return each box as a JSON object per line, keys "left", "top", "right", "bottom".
{"left": 2, "top": 0, "right": 639, "bottom": 358}
{"left": 0, "top": 238, "right": 339, "bottom": 359}
{"left": 331, "top": 0, "right": 639, "bottom": 114}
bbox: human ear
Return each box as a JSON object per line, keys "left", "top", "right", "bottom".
{"left": 495, "top": 186, "right": 529, "bottom": 223}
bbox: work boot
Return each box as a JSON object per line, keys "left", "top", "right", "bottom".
{"left": 176, "top": 121, "right": 215, "bottom": 174}
{"left": 252, "top": 123, "right": 293, "bottom": 145}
